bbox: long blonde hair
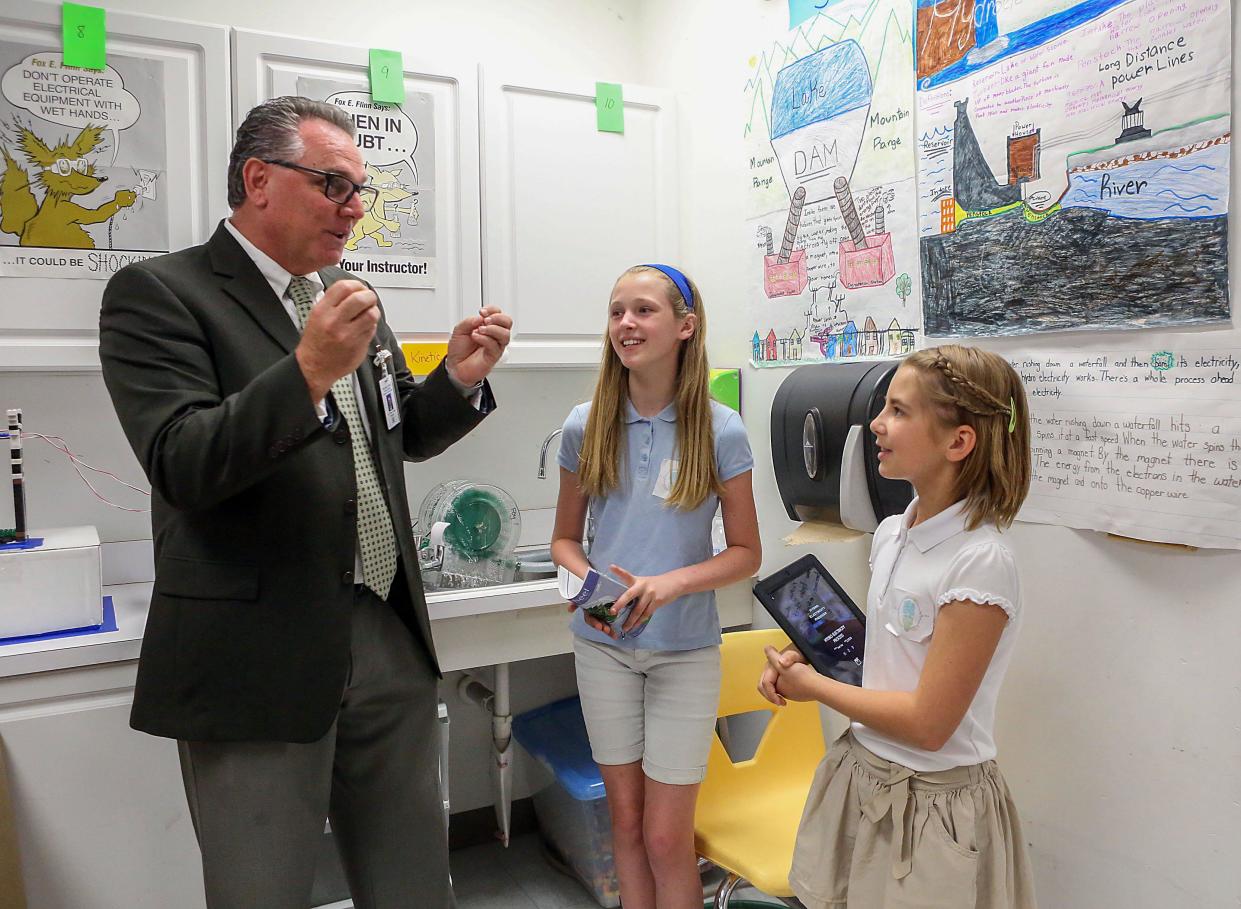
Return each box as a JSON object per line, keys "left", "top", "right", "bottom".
{"left": 577, "top": 266, "right": 720, "bottom": 510}
{"left": 904, "top": 345, "right": 1031, "bottom": 530}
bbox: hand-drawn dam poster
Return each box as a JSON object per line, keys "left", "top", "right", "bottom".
{"left": 744, "top": 0, "right": 922, "bottom": 367}
{"left": 915, "top": 0, "right": 1231, "bottom": 336}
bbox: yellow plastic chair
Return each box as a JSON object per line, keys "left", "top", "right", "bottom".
{"left": 695, "top": 628, "right": 826, "bottom": 908}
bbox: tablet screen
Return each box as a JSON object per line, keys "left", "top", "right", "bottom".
{"left": 757, "top": 557, "right": 865, "bottom": 686}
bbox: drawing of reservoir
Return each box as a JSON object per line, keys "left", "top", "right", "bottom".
{"left": 950, "top": 99, "right": 1024, "bottom": 210}
{"left": 916, "top": 0, "right": 1125, "bottom": 87}
{"left": 770, "top": 40, "right": 873, "bottom": 205}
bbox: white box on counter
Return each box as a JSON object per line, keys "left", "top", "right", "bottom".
{"left": 0, "top": 527, "right": 103, "bottom": 640}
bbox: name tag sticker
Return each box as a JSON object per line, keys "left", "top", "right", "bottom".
{"left": 653, "top": 458, "right": 679, "bottom": 499}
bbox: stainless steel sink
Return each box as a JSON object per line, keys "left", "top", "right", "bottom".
{"left": 513, "top": 545, "right": 556, "bottom": 582}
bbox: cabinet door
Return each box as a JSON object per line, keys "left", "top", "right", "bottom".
{"left": 0, "top": 664, "right": 205, "bottom": 908}
{"left": 0, "top": 1, "right": 230, "bottom": 371}
{"left": 481, "top": 70, "right": 678, "bottom": 367}
{"left": 232, "top": 30, "right": 482, "bottom": 338}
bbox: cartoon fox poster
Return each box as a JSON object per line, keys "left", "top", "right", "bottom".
{"left": 0, "top": 42, "right": 169, "bottom": 279}
{"left": 296, "top": 75, "right": 438, "bottom": 289}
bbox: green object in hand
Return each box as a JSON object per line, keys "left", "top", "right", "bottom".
{"left": 584, "top": 601, "right": 617, "bottom": 623}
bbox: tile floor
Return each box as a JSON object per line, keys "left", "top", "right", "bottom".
{"left": 450, "top": 833, "right": 787, "bottom": 909}
{"left": 315, "top": 832, "right": 791, "bottom": 908}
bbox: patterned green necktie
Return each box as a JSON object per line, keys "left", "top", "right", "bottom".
{"left": 288, "top": 276, "right": 398, "bottom": 600}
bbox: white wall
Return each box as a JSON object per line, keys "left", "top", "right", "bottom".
{"left": 636, "top": 1, "right": 1241, "bottom": 907}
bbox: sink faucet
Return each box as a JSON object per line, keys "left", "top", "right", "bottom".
{"left": 537, "top": 428, "right": 562, "bottom": 479}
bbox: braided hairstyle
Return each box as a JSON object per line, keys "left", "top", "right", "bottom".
{"left": 904, "top": 345, "right": 1031, "bottom": 529}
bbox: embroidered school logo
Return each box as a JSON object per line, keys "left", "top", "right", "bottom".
{"left": 899, "top": 597, "right": 922, "bottom": 632}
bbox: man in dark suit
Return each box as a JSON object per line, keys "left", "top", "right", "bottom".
{"left": 99, "top": 96, "right": 510, "bottom": 909}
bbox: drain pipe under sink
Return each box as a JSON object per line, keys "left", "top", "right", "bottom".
{"left": 456, "top": 664, "right": 513, "bottom": 847}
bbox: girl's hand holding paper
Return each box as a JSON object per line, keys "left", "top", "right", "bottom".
{"left": 557, "top": 564, "right": 635, "bottom": 639}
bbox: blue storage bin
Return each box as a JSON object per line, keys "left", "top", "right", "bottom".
{"left": 513, "top": 696, "right": 619, "bottom": 908}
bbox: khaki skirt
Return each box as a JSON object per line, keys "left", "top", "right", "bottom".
{"left": 789, "top": 731, "right": 1037, "bottom": 909}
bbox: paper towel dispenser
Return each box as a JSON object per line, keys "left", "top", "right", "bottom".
{"left": 771, "top": 362, "right": 912, "bottom": 531}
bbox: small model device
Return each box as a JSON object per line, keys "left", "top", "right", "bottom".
{"left": 557, "top": 565, "right": 646, "bottom": 639}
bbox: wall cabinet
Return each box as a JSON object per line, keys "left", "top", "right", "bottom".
{"left": 481, "top": 69, "right": 678, "bottom": 366}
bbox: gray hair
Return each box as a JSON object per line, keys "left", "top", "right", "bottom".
{"left": 227, "top": 96, "right": 356, "bottom": 209}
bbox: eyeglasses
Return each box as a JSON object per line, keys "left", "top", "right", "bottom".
{"left": 49, "top": 157, "right": 90, "bottom": 176}
{"left": 262, "top": 159, "right": 379, "bottom": 206}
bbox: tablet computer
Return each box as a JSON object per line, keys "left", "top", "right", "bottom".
{"left": 752, "top": 554, "right": 865, "bottom": 686}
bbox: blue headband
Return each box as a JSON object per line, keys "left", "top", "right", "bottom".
{"left": 640, "top": 263, "right": 695, "bottom": 310}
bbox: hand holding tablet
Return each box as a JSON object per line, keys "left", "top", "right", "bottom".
{"left": 752, "top": 554, "right": 865, "bottom": 687}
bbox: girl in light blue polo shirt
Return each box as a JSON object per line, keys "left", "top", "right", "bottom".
{"left": 551, "top": 264, "right": 761, "bottom": 909}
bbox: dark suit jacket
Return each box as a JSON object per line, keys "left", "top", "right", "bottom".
{"left": 99, "top": 222, "right": 491, "bottom": 743}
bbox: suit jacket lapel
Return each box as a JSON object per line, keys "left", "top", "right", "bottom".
{"left": 207, "top": 223, "right": 300, "bottom": 355}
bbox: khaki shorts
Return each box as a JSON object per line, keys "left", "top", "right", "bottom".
{"left": 573, "top": 636, "right": 721, "bottom": 786}
{"left": 789, "top": 731, "right": 1038, "bottom": 909}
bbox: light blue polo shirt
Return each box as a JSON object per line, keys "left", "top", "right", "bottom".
{"left": 558, "top": 398, "right": 754, "bottom": 651}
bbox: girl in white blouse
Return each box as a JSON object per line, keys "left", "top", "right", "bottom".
{"left": 759, "top": 344, "right": 1038, "bottom": 909}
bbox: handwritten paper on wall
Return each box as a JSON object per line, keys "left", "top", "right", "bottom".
{"left": 1012, "top": 341, "right": 1241, "bottom": 549}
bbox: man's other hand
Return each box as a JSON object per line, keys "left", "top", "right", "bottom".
{"left": 445, "top": 307, "right": 512, "bottom": 387}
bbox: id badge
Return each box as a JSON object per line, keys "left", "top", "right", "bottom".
{"left": 379, "top": 374, "right": 400, "bottom": 429}
{"left": 374, "top": 348, "right": 401, "bottom": 429}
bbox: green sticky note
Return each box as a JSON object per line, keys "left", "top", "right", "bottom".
{"left": 596, "top": 82, "right": 624, "bottom": 134}
{"left": 369, "top": 49, "right": 405, "bottom": 105}
{"left": 62, "top": 3, "right": 106, "bottom": 71}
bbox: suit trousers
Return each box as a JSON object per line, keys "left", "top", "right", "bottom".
{"left": 177, "top": 582, "right": 453, "bottom": 909}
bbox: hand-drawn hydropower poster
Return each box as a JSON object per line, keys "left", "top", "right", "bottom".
{"left": 915, "top": 0, "right": 1231, "bottom": 336}
{"left": 744, "top": 0, "right": 922, "bottom": 367}
{"left": 0, "top": 43, "right": 170, "bottom": 279}
{"left": 1012, "top": 338, "right": 1241, "bottom": 549}
{"left": 296, "top": 76, "right": 436, "bottom": 288}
